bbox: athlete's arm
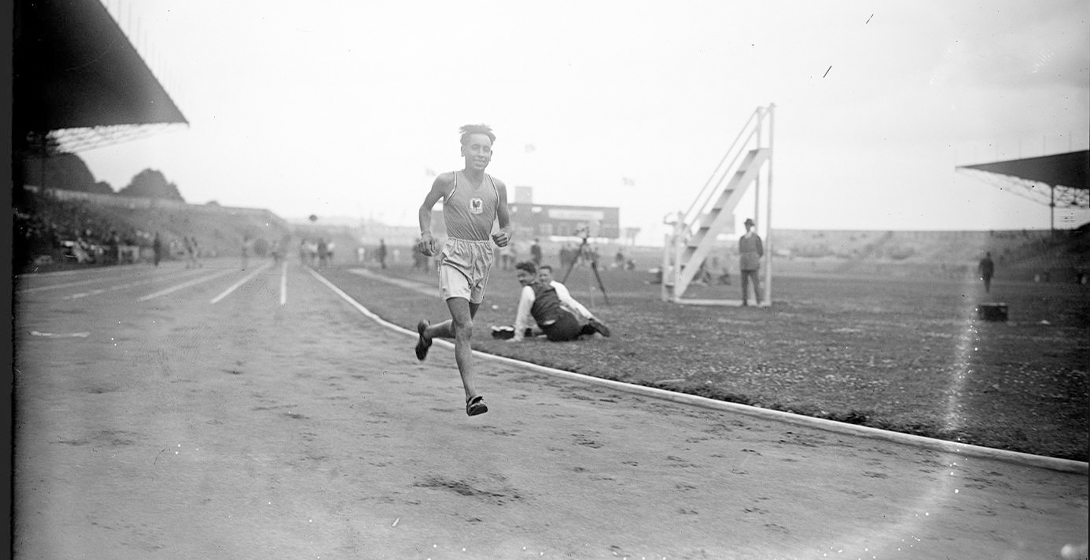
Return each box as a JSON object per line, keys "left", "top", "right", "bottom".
{"left": 491, "top": 179, "right": 513, "bottom": 248}
{"left": 511, "top": 285, "right": 536, "bottom": 341}
{"left": 553, "top": 281, "right": 594, "bottom": 321}
{"left": 417, "top": 173, "right": 453, "bottom": 255}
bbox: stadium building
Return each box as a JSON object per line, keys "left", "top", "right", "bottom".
{"left": 430, "top": 186, "right": 620, "bottom": 240}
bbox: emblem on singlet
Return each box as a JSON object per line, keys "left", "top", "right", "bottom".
{"left": 469, "top": 198, "right": 484, "bottom": 214}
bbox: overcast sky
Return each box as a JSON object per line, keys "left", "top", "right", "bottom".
{"left": 79, "top": 0, "right": 1090, "bottom": 243}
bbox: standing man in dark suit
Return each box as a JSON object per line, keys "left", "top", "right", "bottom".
{"left": 739, "top": 218, "right": 764, "bottom": 306}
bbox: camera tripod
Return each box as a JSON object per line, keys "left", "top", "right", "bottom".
{"left": 561, "top": 235, "right": 610, "bottom": 305}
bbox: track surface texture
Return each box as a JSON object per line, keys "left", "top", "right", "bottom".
{"left": 13, "top": 260, "right": 1088, "bottom": 559}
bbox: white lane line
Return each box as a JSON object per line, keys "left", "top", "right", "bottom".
{"left": 210, "top": 262, "right": 273, "bottom": 304}
{"left": 346, "top": 267, "right": 437, "bottom": 297}
{"left": 137, "top": 268, "right": 236, "bottom": 302}
{"left": 280, "top": 262, "right": 288, "bottom": 306}
{"left": 29, "top": 330, "right": 91, "bottom": 338}
{"left": 305, "top": 267, "right": 408, "bottom": 331}
{"left": 64, "top": 268, "right": 208, "bottom": 300}
{"left": 19, "top": 272, "right": 153, "bottom": 294}
{"left": 16, "top": 264, "right": 141, "bottom": 279}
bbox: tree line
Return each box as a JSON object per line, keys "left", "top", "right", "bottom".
{"left": 20, "top": 152, "right": 186, "bottom": 202}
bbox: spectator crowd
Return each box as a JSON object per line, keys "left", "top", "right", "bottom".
{"left": 13, "top": 189, "right": 202, "bottom": 270}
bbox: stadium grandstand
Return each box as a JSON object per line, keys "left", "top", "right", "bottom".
{"left": 956, "top": 150, "right": 1089, "bottom": 232}
{"left": 11, "top": 0, "right": 296, "bottom": 271}
{"left": 12, "top": 0, "right": 188, "bottom": 157}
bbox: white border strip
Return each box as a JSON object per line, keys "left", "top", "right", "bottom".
{"left": 137, "top": 268, "right": 235, "bottom": 302}
{"left": 15, "top": 263, "right": 140, "bottom": 279}
{"left": 311, "top": 268, "right": 1088, "bottom": 475}
{"left": 19, "top": 272, "right": 142, "bottom": 294}
{"left": 306, "top": 267, "right": 413, "bottom": 332}
{"left": 64, "top": 268, "right": 207, "bottom": 300}
{"left": 211, "top": 262, "right": 273, "bottom": 304}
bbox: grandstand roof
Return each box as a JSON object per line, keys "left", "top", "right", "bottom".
{"left": 13, "top": 0, "right": 187, "bottom": 140}
{"left": 957, "top": 151, "right": 1089, "bottom": 190}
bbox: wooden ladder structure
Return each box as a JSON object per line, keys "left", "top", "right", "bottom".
{"left": 662, "top": 104, "right": 775, "bottom": 305}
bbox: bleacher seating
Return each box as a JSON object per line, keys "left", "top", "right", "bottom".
{"left": 13, "top": 187, "right": 293, "bottom": 272}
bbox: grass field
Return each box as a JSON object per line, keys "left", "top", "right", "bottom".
{"left": 322, "top": 258, "right": 1088, "bottom": 462}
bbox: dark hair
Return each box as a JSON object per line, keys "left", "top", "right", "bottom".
{"left": 538, "top": 265, "right": 553, "bottom": 273}
{"left": 460, "top": 124, "right": 496, "bottom": 146}
{"left": 515, "top": 261, "right": 536, "bottom": 274}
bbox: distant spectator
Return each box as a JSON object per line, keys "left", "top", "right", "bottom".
{"left": 152, "top": 232, "right": 163, "bottom": 267}
{"left": 189, "top": 237, "right": 203, "bottom": 268}
{"left": 739, "top": 218, "right": 764, "bottom": 306}
{"left": 270, "top": 240, "right": 282, "bottom": 264}
{"left": 709, "top": 255, "right": 730, "bottom": 285}
{"left": 109, "top": 230, "right": 120, "bottom": 265}
{"left": 305, "top": 239, "right": 319, "bottom": 266}
{"left": 978, "top": 252, "right": 995, "bottom": 294}
{"left": 377, "top": 238, "right": 388, "bottom": 269}
{"left": 318, "top": 238, "right": 329, "bottom": 268}
{"left": 184, "top": 237, "right": 195, "bottom": 268}
{"left": 241, "top": 235, "right": 254, "bottom": 270}
{"left": 559, "top": 244, "right": 574, "bottom": 270}
{"left": 694, "top": 260, "right": 713, "bottom": 285}
{"left": 530, "top": 238, "right": 542, "bottom": 266}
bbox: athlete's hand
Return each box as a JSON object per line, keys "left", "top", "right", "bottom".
{"left": 417, "top": 233, "right": 437, "bottom": 257}
{"left": 491, "top": 231, "right": 510, "bottom": 248}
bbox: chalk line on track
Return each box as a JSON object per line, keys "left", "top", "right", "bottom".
{"left": 346, "top": 267, "right": 436, "bottom": 296}
{"left": 210, "top": 262, "right": 273, "bottom": 304}
{"left": 137, "top": 268, "right": 236, "bottom": 302}
{"left": 309, "top": 267, "right": 1089, "bottom": 475}
{"left": 17, "top": 270, "right": 153, "bottom": 294}
{"left": 63, "top": 268, "right": 208, "bottom": 300}
{"left": 15, "top": 263, "right": 143, "bottom": 279}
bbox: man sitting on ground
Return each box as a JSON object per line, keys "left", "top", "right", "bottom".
{"left": 511, "top": 261, "right": 611, "bottom": 342}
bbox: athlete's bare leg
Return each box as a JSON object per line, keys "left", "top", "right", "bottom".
{"left": 423, "top": 298, "right": 480, "bottom": 402}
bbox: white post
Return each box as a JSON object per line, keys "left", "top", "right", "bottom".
{"left": 764, "top": 103, "right": 775, "bottom": 307}
{"left": 661, "top": 233, "right": 671, "bottom": 302}
{"left": 753, "top": 108, "right": 762, "bottom": 226}
{"left": 673, "top": 212, "right": 685, "bottom": 300}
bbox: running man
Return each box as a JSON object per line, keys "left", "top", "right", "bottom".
{"left": 414, "top": 124, "right": 513, "bottom": 417}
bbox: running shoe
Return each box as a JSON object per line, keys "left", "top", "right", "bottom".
{"left": 587, "top": 317, "right": 611, "bottom": 337}
{"left": 415, "top": 320, "right": 431, "bottom": 361}
{"left": 466, "top": 395, "right": 488, "bottom": 416}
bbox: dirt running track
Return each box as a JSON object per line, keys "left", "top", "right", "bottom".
{"left": 13, "top": 260, "right": 1088, "bottom": 559}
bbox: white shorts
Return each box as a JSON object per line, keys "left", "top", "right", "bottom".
{"left": 438, "top": 237, "right": 495, "bottom": 304}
